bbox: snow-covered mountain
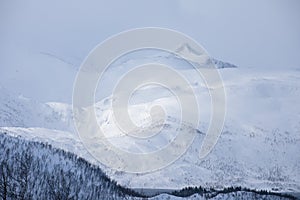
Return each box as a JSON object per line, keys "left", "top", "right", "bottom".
{"left": 174, "top": 43, "right": 237, "bottom": 69}
{"left": 0, "top": 86, "right": 73, "bottom": 131}
{"left": 211, "top": 58, "right": 237, "bottom": 69}
{"left": 0, "top": 47, "right": 299, "bottom": 196}
{"left": 1, "top": 133, "right": 294, "bottom": 199}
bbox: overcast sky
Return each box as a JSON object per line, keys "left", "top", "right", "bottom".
{"left": 1, "top": 0, "right": 300, "bottom": 68}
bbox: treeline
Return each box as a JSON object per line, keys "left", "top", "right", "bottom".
{"left": 0, "top": 133, "right": 144, "bottom": 200}
{"left": 171, "top": 185, "right": 296, "bottom": 199}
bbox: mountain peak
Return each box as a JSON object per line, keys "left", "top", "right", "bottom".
{"left": 212, "top": 58, "right": 238, "bottom": 69}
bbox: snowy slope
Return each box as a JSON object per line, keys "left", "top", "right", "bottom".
{"left": 0, "top": 86, "right": 74, "bottom": 132}
{"left": 108, "top": 66, "right": 300, "bottom": 191}
{"left": 1, "top": 132, "right": 294, "bottom": 200}
{"left": 0, "top": 48, "right": 299, "bottom": 194}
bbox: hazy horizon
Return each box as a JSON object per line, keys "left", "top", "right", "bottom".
{"left": 1, "top": 0, "right": 300, "bottom": 69}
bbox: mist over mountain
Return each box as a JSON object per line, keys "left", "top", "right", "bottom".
{"left": 0, "top": 51, "right": 299, "bottom": 194}
{"left": 1, "top": 1, "right": 299, "bottom": 199}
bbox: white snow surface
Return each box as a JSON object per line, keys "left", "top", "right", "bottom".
{"left": 0, "top": 49, "right": 299, "bottom": 193}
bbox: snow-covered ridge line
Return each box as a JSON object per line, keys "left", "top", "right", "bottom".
{"left": 211, "top": 58, "right": 237, "bottom": 69}
{"left": 108, "top": 43, "right": 237, "bottom": 71}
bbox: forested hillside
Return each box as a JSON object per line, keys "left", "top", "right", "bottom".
{"left": 0, "top": 133, "right": 142, "bottom": 200}
{"left": 0, "top": 133, "right": 297, "bottom": 200}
